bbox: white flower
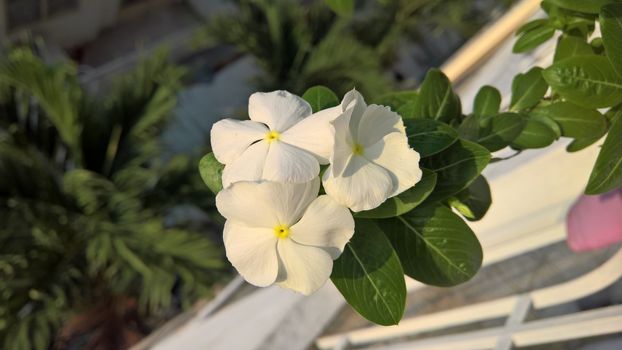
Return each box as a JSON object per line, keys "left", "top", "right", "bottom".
{"left": 216, "top": 178, "right": 355, "bottom": 295}
{"left": 323, "top": 90, "right": 422, "bottom": 212}
{"left": 211, "top": 90, "right": 339, "bottom": 188}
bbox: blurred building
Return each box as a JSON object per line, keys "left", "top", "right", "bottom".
{"left": 0, "top": 0, "right": 180, "bottom": 48}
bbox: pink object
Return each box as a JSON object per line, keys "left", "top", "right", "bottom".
{"left": 566, "top": 189, "right": 622, "bottom": 252}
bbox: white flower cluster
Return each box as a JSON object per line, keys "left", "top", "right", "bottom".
{"left": 211, "top": 90, "right": 422, "bottom": 295}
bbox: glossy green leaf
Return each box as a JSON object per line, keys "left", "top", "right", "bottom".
{"left": 511, "top": 67, "right": 549, "bottom": 111}
{"left": 477, "top": 112, "right": 526, "bottom": 152}
{"left": 373, "top": 91, "right": 418, "bottom": 113}
{"left": 566, "top": 133, "right": 606, "bottom": 152}
{"left": 586, "top": 116, "right": 622, "bottom": 194}
{"left": 422, "top": 139, "right": 491, "bottom": 203}
{"left": 516, "top": 19, "right": 550, "bottom": 35}
{"left": 546, "top": 0, "right": 618, "bottom": 14}
{"left": 606, "top": 104, "right": 622, "bottom": 124}
{"left": 324, "top": 0, "right": 354, "bottom": 16}
{"left": 405, "top": 119, "right": 458, "bottom": 157}
{"left": 302, "top": 85, "right": 339, "bottom": 113}
{"left": 397, "top": 101, "right": 417, "bottom": 120}
{"left": 331, "top": 220, "right": 406, "bottom": 326}
{"left": 591, "top": 37, "right": 606, "bottom": 54}
{"left": 511, "top": 119, "right": 558, "bottom": 149}
{"left": 413, "top": 69, "right": 461, "bottom": 123}
{"left": 543, "top": 55, "right": 622, "bottom": 108}
{"left": 356, "top": 169, "right": 437, "bottom": 219}
{"left": 448, "top": 176, "right": 492, "bottom": 221}
{"left": 554, "top": 35, "right": 593, "bottom": 62}
{"left": 473, "top": 85, "right": 501, "bottom": 117}
{"left": 531, "top": 102, "right": 607, "bottom": 139}
{"left": 198, "top": 152, "right": 224, "bottom": 194}
{"left": 513, "top": 24, "right": 556, "bottom": 53}
{"left": 457, "top": 115, "right": 481, "bottom": 142}
{"left": 529, "top": 112, "right": 562, "bottom": 137}
{"left": 379, "top": 204, "right": 483, "bottom": 287}
{"left": 600, "top": 3, "right": 622, "bottom": 77}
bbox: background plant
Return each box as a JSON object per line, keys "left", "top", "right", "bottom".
{"left": 196, "top": 0, "right": 517, "bottom": 98}
{"left": 0, "top": 47, "right": 224, "bottom": 350}
{"left": 201, "top": 0, "right": 622, "bottom": 326}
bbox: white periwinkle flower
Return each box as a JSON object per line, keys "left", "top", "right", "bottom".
{"left": 323, "top": 90, "right": 422, "bottom": 212}
{"left": 216, "top": 178, "right": 354, "bottom": 295}
{"left": 211, "top": 90, "right": 338, "bottom": 188}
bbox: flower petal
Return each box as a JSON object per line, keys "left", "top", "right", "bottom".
{"left": 280, "top": 105, "right": 341, "bottom": 164}
{"left": 341, "top": 89, "right": 367, "bottom": 136}
{"left": 276, "top": 238, "right": 333, "bottom": 295}
{"left": 329, "top": 111, "right": 356, "bottom": 176}
{"left": 216, "top": 181, "right": 280, "bottom": 227}
{"left": 270, "top": 178, "right": 320, "bottom": 226}
{"left": 224, "top": 221, "right": 279, "bottom": 287}
{"left": 322, "top": 156, "right": 394, "bottom": 212}
{"left": 357, "top": 104, "right": 405, "bottom": 147}
{"left": 216, "top": 179, "right": 320, "bottom": 228}
{"left": 210, "top": 119, "right": 268, "bottom": 164}
{"left": 221, "top": 140, "right": 269, "bottom": 188}
{"left": 248, "top": 91, "right": 312, "bottom": 132}
{"left": 262, "top": 141, "right": 320, "bottom": 184}
{"left": 366, "top": 132, "right": 422, "bottom": 197}
{"left": 290, "top": 195, "right": 354, "bottom": 259}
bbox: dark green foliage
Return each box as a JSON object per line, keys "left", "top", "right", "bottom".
{"left": 0, "top": 48, "right": 223, "bottom": 350}
{"left": 379, "top": 204, "right": 483, "bottom": 287}
{"left": 331, "top": 219, "right": 406, "bottom": 326}
{"left": 448, "top": 175, "right": 492, "bottom": 221}
{"left": 200, "top": 0, "right": 390, "bottom": 98}
{"left": 302, "top": 85, "right": 340, "bottom": 112}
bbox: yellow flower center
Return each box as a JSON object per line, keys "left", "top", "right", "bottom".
{"left": 352, "top": 143, "right": 365, "bottom": 156}
{"left": 274, "top": 224, "right": 290, "bottom": 239}
{"left": 265, "top": 130, "right": 281, "bottom": 143}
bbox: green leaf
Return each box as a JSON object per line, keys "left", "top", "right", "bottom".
{"left": 531, "top": 102, "right": 608, "bottom": 138}
{"left": 546, "top": 0, "right": 619, "bottom": 14}
{"left": 586, "top": 116, "right": 622, "bottom": 194}
{"left": 423, "top": 139, "right": 491, "bottom": 203}
{"left": 477, "top": 112, "right": 526, "bottom": 152}
{"left": 566, "top": 134, "right": 606, "bottom": 152}
{"left": 473, "top": 85, "right": 501, "bottom": 117}
{"left": 356, "top": 169, "right": 437, "bottom": 219}
{"left": 405, "top": 119, "right": 458, "bottom": 157}
{"left": 302, "top": 85, "right": 339, "bottom": 113}
{"left": 606, "top": 103, "right": 622, "bottom": 124}
{"left": 554, "top": 35, "right": 593, "bottom": 62}
{"left": 373, "top": 91, "right": 418, "bottom": 112}
{"left": 448, "top": 175, "right": 492, "bottom": 221}
{"left": 324, "top": 0, "right": 354, "bottom": 16}
{"left": 397, "top": 101, "right": 417, "bottom": 120}
{"left": 511, "top": 119, "right": 558, "bottom": 149}
{"left": 457, "top": 114, "right": 481, "bottom": 142}
{"left": 373, "top": 91, "right": 419, "bottom": 119}
{"left": 600, "top": 3, "right": 622, "bottom": 77}
{"left": 529, "top": 110, "right": 563, "bottom": 137}
{"left": 513, "top": 24, "right": 556, "bottom": 53}
{"left": 413, "top": 69, "right": 461, "bottom": 123}
{"left": 543, "top": 55, "right": 622, "bottom": 108}
{"left": 516, "top": 19, "right": 550, "bottom": 35}
{"left": 198, "top": 152, "right": 224, "bottom": 194}
{"left": 511, "top": 67, "right": 549, "bottom": 111}
{"left": 331, "top": 220, "right": 406, "bottom": 326}
{"left": 379, "top": 204, "right": 483, "bottom": 287}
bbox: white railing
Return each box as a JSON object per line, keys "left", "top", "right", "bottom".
{"left": 316, "top": 248, "right": 622, "bottom": 350}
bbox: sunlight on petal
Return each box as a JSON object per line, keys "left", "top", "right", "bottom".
{"left": 248, "top": 91, "right": 312, "bottom": 132}
{"left": 224, "top": 222, "right": 279, "bottom": 287}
